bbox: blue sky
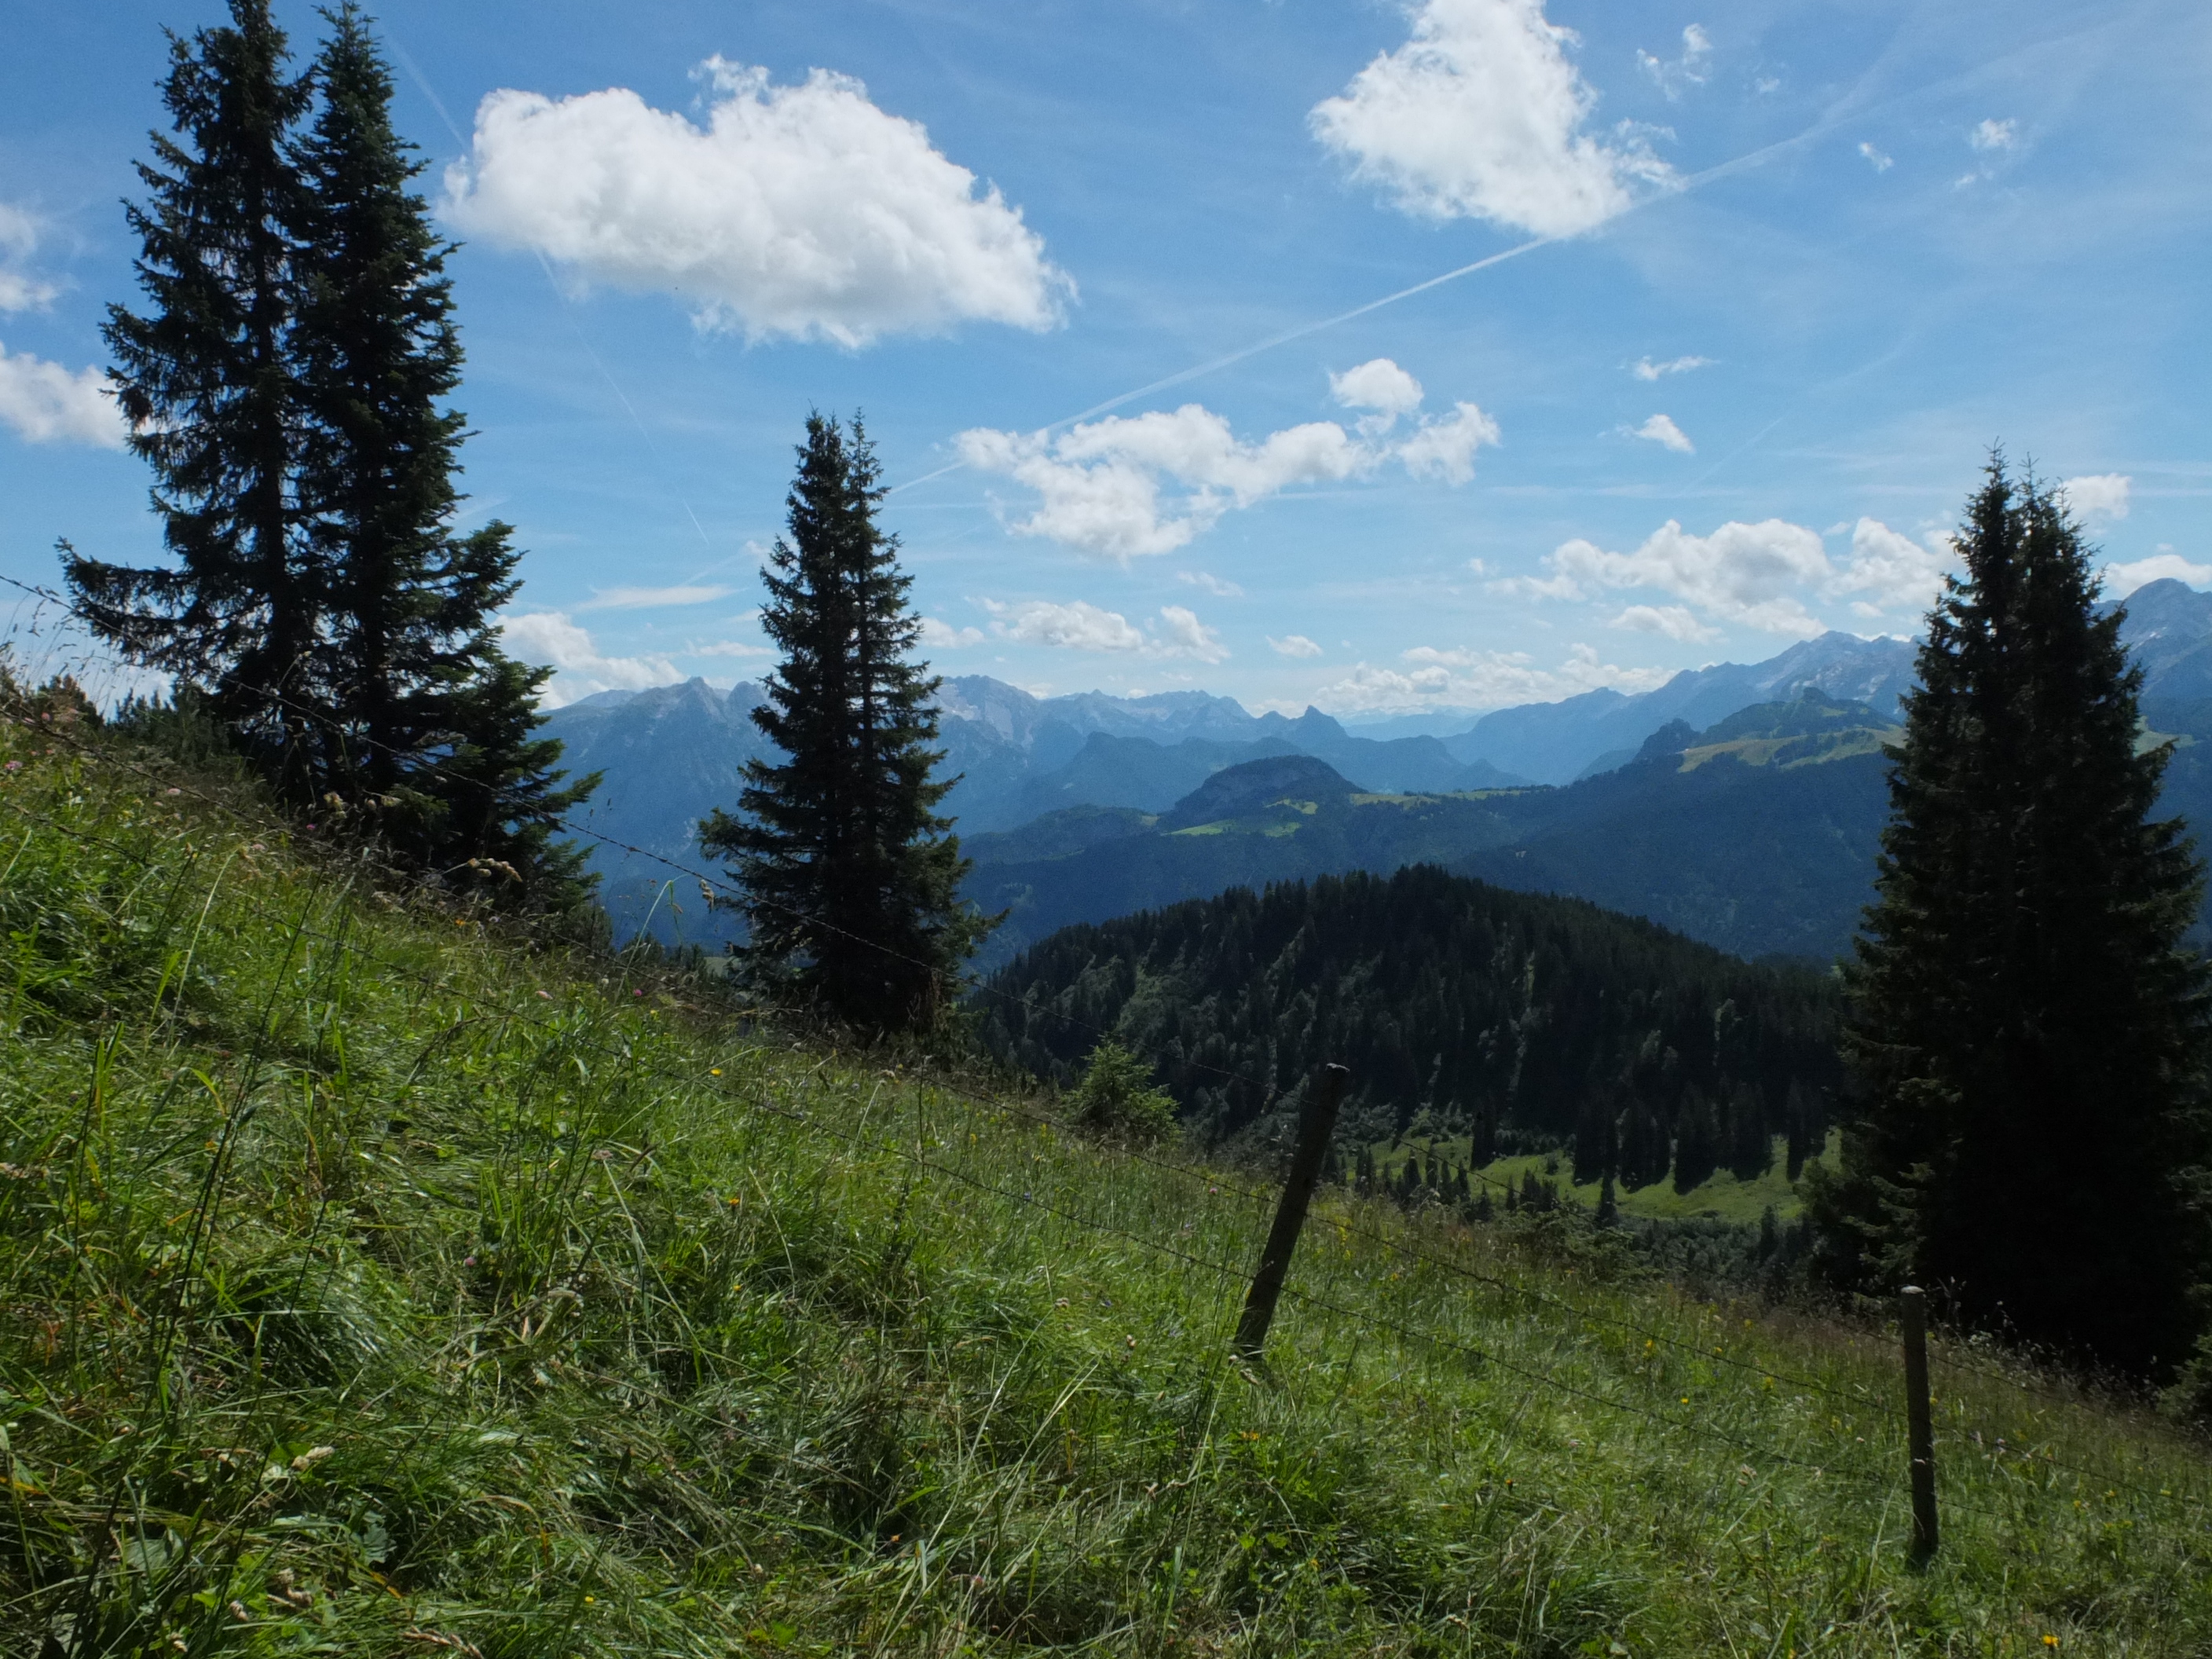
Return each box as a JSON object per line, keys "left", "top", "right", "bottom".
{"left": 2, "top": 0, "right": 2207, "bottom": 717}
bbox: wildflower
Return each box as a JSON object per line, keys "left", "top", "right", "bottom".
{"left": 166, "top": 785, "right": 180, "bottom": 795}
{"left": 2044, "top": 1639, "right": 2060, "bottom": 1650}
{"left": 709, "top": 1068, "right": 723, "bottom": 1076}
{"left": 537, "top": 990, "right": 551, "bottom": 1000}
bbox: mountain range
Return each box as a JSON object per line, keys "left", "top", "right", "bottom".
{"left": 538, "top": 579, "right": 2212, "bottom": 961}
{"left": 962, "top": 690, "right": 1900, "bottom": 967}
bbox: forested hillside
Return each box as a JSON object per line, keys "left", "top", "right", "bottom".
{"left": 7, "top": 697, "right": 2209, "bottom": 1653}
{"left": 965, "top": 692, "right": 1899, "bottom": 965}
{"left": 976, "top": 865, "right": 1842, "bottom": 1190}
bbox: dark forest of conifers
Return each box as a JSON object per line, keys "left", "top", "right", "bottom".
{"left": 977, "top": 862, "right": 1842, "bottom": 1189}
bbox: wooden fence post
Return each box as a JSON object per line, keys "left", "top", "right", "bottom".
{"left": 1233, "top": 1063, "right": 1350, "bottom": 1365}
{"left": 1900, "top": 1284, "right": 1938, "bottom": 1562}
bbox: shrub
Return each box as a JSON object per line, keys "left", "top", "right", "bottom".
{"left": 1068, "top": 1041, "right": 1180, "bottom": 1144}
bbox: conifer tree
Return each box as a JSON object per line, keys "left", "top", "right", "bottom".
{"left": 65, "top": 0, "right": 314, "bottom": 778}
{"left": 1811, "top": 459, "right": 2211, "bottom": 1372}
{"left": 290, "top": 5, "right": 593, "bottom": 905}
{"left": 69, "top": 2, "right": 591, "bottom": 907}
{"left": 702, "top": 415, "right": 987, "bottom": 1028}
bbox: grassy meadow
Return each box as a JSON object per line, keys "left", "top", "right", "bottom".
{"left": 2, "top": 701, "right": 2210, "bottom": 1657}
{"left": 1373, "top": 1139, "right": 1838, "bottom": 1226}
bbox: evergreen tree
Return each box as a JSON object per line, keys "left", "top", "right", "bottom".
{"left": 1671, "top": 1090, "right": 1720, "bottom": 1193}
{"left": 65, "top": 0, "right": 316, "bottom": 778}
{"left": 290, "top": 5, "right": 592, "bottom": 905}
{"left": 702, "top": 415, "right": 987, "bottom": 1028}
{"left": 68, "top": 3, "right": 591, "bottom": 907}
{"left": 1811, "top": 459, "right": 2212, "bottom": 1372}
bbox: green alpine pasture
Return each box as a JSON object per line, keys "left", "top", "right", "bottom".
{"left": 2, "top": 707, "right": 2210, "bottom": 1657}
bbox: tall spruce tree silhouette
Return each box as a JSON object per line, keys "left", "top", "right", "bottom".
{"left": 1811, "top": 458, "right": 2212, "bottom": 1374}
{"left": 290, "top": 5, "right": 594, "bottom": 907}
{"left": 65, "top": 0, "right": 315, "bottom": 782}
{"left": 702, "top": 415, "right": 987, "bottom": 1029}
{"left": 68, "top": 2, "right": 591, "bottom": 909}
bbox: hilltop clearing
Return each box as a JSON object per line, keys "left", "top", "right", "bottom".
{"left": 2, "top": 698, "right": 2209, "bottom": 1654}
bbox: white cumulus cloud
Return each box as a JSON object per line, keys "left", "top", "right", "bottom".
{"left": 985, "top": 598, "right": 1146, "bottom": 653}
{"left": 1309, "top": 0, "right": 1673, "bottom": 238}
{"left": 0, "top": 203, "right": 61, "bottom": 313}
{"left": 1631, "top": 353, "right": 1710, "bottom": 380}
{"left": 958, "top": 405, "right": 1372, "bottom": 560}
{"left": 1155, "top": 604, "right": 1230, "bottom": 665}
{"left": 1637, "top": 23, "right": 1712, "bottom": 100}
{"left": 1827, "top": 518, "right": 1954, "bottom": 615}
{"left": 961, "top": 371, "right": 1499, "bottom": 558}
{"left": 2105, "top": 554, "right": 2212, "bottom": 597}
{"left": 1610, "top": 603, "right": 1718, "bottom": 642}
{"left": 1177, "top": 570, "right": 1245, "bottom": 598}
{"left": 1330, "top": 357, "right": 1426, "bottom": 430}
{"left": 578, "top": 583, "right": 734, "bottom": 610}
{"left": 1535, "top": 518, "right": 1833, "bottom": 636}
{"left": 1320, "top": 642, "right": 1670, "bottom": 712}
{"left": 917, "top": 616, "right": 984, "bottom": 648}
{"left": 1628, "top": 412, "right": 1694, "bottom": 453}
{"left": 1397, "top": 401, "right": 1503, "bottom": 484}
{"left": 1858, "top": 141, "right": 1894, "bottom": 173}
{"left": 443, "top": 58, "right": 1071, "bottom": 346}
{"left": 1269, "top": 633, "right": 1324, "bottom": 658}
{"left": 500, "top": 611, "right": 683, "bottom": 705}
{"left": 1969, "top": 118, "right": 2017, "bottom": 152}
{"left": 2062, "top": 473, "right": 2130, "bottom": 520}
{"left": 983, "top": 597, "right": 1226, "bottom": 661}
{"left": 0, "top": 343, "right": 123, "bottom": 448}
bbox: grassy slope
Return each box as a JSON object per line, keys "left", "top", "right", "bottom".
{"left": 1376, "top": 1136, "right": 1843, "bottom": 1225}
{"left": 2, "top": 716, "right": 2210, "bottom": 1658}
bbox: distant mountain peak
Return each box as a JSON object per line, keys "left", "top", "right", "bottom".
{"left": 1158, "top": 753, "right": 1356, "bottom": 830}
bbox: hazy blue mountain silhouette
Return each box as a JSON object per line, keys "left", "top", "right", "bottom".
{"left": 540, "top": 585, "right": 2212, "bottom": 950}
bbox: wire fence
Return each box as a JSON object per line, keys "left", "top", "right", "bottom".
{"left": 2, "top": 742, "right": 2203, "bottom": 1541}
{"left": 2, "top": 599, "right": 2208, "bottom": 1533}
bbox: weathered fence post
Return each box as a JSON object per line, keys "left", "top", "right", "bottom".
{"left": 1900, "top": 1284, "right": 1938, "bottom": 1562}
{"left": 1233, "top": 1063, "right": 1350, "bottom": 1365}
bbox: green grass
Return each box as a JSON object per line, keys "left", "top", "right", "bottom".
{"left": 2, "top": 706, "right": 2210, "bottom": 1657}
{"left": 1379, "top": 1138, "right": 1839, "bottom": 1225}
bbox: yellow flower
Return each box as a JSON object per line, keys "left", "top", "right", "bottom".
{"left": 709, "top": 1068, "right": 723, "bottom": 1077}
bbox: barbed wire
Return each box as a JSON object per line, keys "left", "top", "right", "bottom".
{"left": 6, "top": 761, "right": 2168, "bottom": 1528}
{"left": 10, "top": 606, "right": 2210, "bottom": 1511}
{"left": 0, "top": 842, "right": 1907, "bottom": 1520}
{"left": 5, "top": 690, "right": 2207, "bottom": 1518}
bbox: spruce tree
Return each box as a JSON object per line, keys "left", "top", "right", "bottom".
{"left": 1811, "top": 459, "right": 2211, "bottom": 1372}
{"left": 291, "top": 5, "right": 593, "bottom": 906}
{"left": 70, "top": 3, "right": 591, "bottom": 908}
{"left": 65, "top": 0, "right": 316, "bottom": 778}
{"left": 702, "top": 415, "right": 987, "bottom": 1028}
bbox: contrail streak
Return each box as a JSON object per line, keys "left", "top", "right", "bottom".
{"left": 887, "top": 9, "right": 2126, "bottom": 497}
